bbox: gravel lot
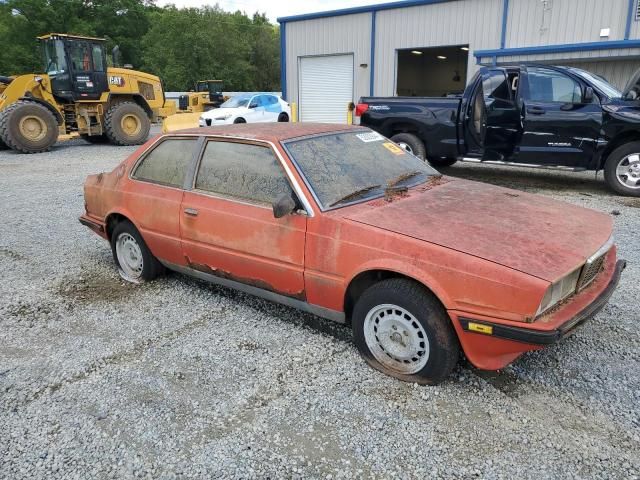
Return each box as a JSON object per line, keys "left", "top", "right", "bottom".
{"left": 1, "top": 131, "right": 639, "bottom": 479}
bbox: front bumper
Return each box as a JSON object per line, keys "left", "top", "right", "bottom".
{"left": 449, "top": 251, "right": 626, "bottom": 370}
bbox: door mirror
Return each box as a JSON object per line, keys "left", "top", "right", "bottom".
{"left": 272, "top": 193, "right": 297, "bottom": 218}
{"left": 584, "top": 86, "right": 594, "bottom": 103}
{"left": 249, "top": 102, "right": 258, "bottom": 109}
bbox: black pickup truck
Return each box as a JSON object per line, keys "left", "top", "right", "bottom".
{"left": 357, "top": 64, "right": 640, "bottom": 196}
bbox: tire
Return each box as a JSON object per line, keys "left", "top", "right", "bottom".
{"left": 0, "top": 137, "right": 8, "bottom": 150}
{"left": 81, "top": 134, "right": 110, "bottom": 144}
{"left": 233, "top": 117, "right": 246, "bottom": 124}
{"left": 278, "top": 112, "right": 289, "bottom": 122}
{"left": 104, "top": 102, "right": 150, "bottom": 146}
{"left": 603, "top": 142, "right": 640, "bottom": 197}
{"left": 390, "top": 133, "right": 426, "bottom": 160}
{"left": 352, "top": 278, "right": 460, "bottom": 385}
{"left": 0, "top": 101, "right": 58, "bottom": 154}
{"left": 110, "top": 220, "right": 164, "bottom": 283}
{"left": 428, "top": 157, "right": 458, "bottom": 168}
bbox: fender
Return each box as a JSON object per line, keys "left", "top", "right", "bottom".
{"left": 19, "top": 96, "right": 64, "bottom": 124}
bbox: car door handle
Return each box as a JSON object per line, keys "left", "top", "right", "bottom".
{"left": 526, "top": 106, "right": 546, "bottom": 115}
{"left": 183, "top": 208, "right": 198, "bottom": 217}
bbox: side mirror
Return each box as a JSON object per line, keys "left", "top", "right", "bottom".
{"left": 584, "top": 86, "right": 594, "bottom": 103}
{"left": 249, "top": 103, "right": 258, "bottom": 109}
{"left": 272, "top": 193, "right": 297, "bottom": 219}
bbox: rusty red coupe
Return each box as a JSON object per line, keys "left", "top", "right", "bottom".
{"left": 80, "top": 123, "right": 625, "bottom": 384}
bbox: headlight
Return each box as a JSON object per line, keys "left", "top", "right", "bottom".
{"left": 214, "top": 114, "right": 232, "bottom": 121}
{"left": 536, "top": 267, "right": 582, "bottom": 317}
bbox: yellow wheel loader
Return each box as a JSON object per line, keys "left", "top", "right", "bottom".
{"left": 178, "top": 80, "right": 226, "bottom": 113}
{"left": 0, "top": 33, "right": 176, "bottom": 154}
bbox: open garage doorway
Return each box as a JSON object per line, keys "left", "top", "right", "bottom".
{"left": 396, "top": 45, "right": 469, "bottom": 97}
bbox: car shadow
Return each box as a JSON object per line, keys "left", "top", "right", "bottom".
{"left": 439, "top": 162, "right": 613, "bottom": 197}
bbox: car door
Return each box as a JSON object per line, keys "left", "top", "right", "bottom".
{"left": 515, "top": 66, "right": 603, "bottom": 167}
{"left": 263, "top": 95, "right": 281, "bottom": 122}
{"left": 245, "top": 95, "right": 266, "bottom": 123}
{"left": 124, "top": 137, "right": 200, "bottom": 266}
{"left": 180, "top": 138, "right": 307, "bottom": 298}
{"left": 462, "top": 68, "right": 520, "bottom": 161}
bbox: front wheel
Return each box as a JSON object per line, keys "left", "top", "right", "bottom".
{"left": 0, "top": 100, "right": 59, "bottom": 153}
{"left": 390, "top": 133, "right": 426, "bottom": 160}
{"left": 352, "top": 278, "right": 460, "bottom": 385}
{"left": 233, "top": 117, "right": 246, "bottom": 124}
{"left": 604, "top": 142, "right": 640, "bottom": 197}
{"left": 110, "top": 220, "right": 164, "bottom": 283}
{"left": 428, "top": 157, "right": 458, "bottom": 168}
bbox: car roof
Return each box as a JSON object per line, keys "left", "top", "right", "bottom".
{"left": 170, "top": 123, "right": 368, "bottom": 142}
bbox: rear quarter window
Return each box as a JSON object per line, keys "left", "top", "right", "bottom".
{"left": 132, "top": 138, "right": 197, "bottom": 188}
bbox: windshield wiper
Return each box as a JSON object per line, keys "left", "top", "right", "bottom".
{"left": 330, "top": 184, "right": 381, "bottom": 207}
{"left": 386, "top": 170, "right": 425, "bottom": 191}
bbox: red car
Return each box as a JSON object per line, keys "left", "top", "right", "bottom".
{"left": 80, "top": 123, "right": 626, "bottom": 384}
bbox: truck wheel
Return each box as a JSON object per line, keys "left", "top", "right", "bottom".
{"left": 604, "top": 142, "right": 640, "bottom": 197}
{"left": 0, "top": 138, "right": 8, "bottom": 150}
{"left": 391, "top": 133, "right": 426, "bottom": 160}
{"left": 428, "top": 157, "right": 458, "bottom": 168}
{"left": 0, "top": 101, "right": 58, "bottom": 154}
{"left": 352, "top": 278, "right": 460, "bottom": 385}
{"left": 81, "top": 134, "right": 110, "bottom": 144}
{"left": 104, "top": 102, "right": 150, "bottom": 146}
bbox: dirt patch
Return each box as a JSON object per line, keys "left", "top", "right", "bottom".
{"left": 473, "top": 369, "right": 523, "bottom": 398}
{"left": 619, "top": 198, "right": 640, "bottom": 208}
{"left": 6, "top": 302, "right": 52, "bottom": 319}
{"left": 56, "top": 270, "right": 135, "bottom": 306}
{"left": 0, "top": 247, "right": 26, "bottom": 261}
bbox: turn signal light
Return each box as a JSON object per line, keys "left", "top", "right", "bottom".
{"left": 355, "top": 103, "right": 369, "bottom": 117}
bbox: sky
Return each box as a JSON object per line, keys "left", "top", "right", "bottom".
{"left": 156, "top": 0, "right": 378, "bottom": 22}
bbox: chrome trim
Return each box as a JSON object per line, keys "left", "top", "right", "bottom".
{"left": 160, "top": 261, "right": 345, "bottom": 324}
{"left": 587, "top": 235, "right": 614, "bottom": 265}
{"left": 576, "top": 235, "right": 614, "bottom": 292}
{"left": 460, "top": 158, "right": 587, "bottom": 172}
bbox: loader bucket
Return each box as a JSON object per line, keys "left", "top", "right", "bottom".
{"left": 161, "top": 112, "right": 202, "bottom": 133}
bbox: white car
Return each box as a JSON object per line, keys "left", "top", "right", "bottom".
{"left": 199, "top": 93, "right": 291, "bottom": 127}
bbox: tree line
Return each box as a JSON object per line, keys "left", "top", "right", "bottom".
{"left": 0, "top": 0, "right": 281, "bottom": 91}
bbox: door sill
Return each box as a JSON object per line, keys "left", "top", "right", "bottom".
{"left": 160, "top": 261, "right": 346, "bottom": 324}
{"left": 459, "top": 158, "right": 587, "bottom": 172}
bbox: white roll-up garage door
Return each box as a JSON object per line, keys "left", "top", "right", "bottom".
{"left": 299, "top": 54, "right": 354, "bottom": 123}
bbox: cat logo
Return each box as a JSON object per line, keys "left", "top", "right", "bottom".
{"left": 109, "top": 76, "right": 125, "bottom": 87}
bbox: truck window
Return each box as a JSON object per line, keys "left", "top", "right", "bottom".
{"left": 527, "top": 67, "right": 582, "bottom": 103}
{"left": 483, "top": 70, "right": 511, "bottom": 101}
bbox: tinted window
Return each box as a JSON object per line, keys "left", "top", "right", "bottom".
{"left": 195, "top": 141, "right": 292, "bottom": 204}
{"left": 92, "top": 45, "right": 104, "bottom": 72}
{"left": 285, "top": 131, "right": 438, "bottom": 208}
{"left": 483, "top": 70, "right": 511, "bottom": 101}
{"left": 133, "top": 138, "right": 196, "bottom": 187}
{"left": 267, "top": 95, "right": 278, "bottom": 105}
{"left": 68, "top": 42, "right": 92, "bottom": 72}
{"left": 528, "top": 68, "right": 582, "bottom": 103}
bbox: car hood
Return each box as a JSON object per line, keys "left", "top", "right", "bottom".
{"left": 343, "top": 178, "right": 613, "bottom": 282}
{"left": 201, "top": 107, "right": 247, "bottom": 119}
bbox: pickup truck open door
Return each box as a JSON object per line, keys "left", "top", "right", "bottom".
{"left": 514, "top": 65, "right": 603, "bottom": 168}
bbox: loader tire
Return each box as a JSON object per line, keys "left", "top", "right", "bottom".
{"left": 81, "top": 134, "right": 110, "bottom": 144}
{"left": 0, "top": 101, "right": 58, "bottom": 154}
{"left": 104, "top": 102, "right": 150, "bottom": 146}
{"left": 0, "top": 138, "right": 8, "bottom": 150}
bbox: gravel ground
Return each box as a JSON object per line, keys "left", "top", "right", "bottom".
{"left": 1, "top": 132, "right": 639, "bottom": 479}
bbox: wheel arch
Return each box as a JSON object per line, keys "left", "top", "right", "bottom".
{"left": 343, "top": 264, "right": 451, "bottom": 325}
{"left": 105, "top": 210, "right": 139, "bottom": 241}
{"left": 107, "top": 94, "right": 153, "bottom": 119}
{"left": 18, "top": 97, "right": 63, "bottom": 124}
{"left": 599, "top": 131, "right": 640, "bottom": 169}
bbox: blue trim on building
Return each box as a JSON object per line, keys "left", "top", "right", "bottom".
{"left": 280, "top": 22, "right": 287, "bottom": 100}
{"left": 500, "top": 0, "right": 509, "bottom": 49}
{"left": 625, "top": 0, "right": 635, "bottom": 40}
{"left": 370, "top": 11, "right": 377, "bottom": 95}
{"left": 277, "top": 0, "right": 454, "bottom": 23}
{"left": 475, "top": 39, "right": 640, "bottom": 59}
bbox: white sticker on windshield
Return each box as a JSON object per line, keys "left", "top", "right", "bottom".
{"left": 356, "top": 131, "right": 384, "bottom": 143}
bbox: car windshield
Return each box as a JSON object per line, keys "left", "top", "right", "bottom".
{"left": 569, "top": 68, "right": 623, "bottom": 99}
{"left": 221, "top": 95, "right": 251, "bottom": 108}
{"left": 284, "top": 130, "right": 439, "bottom": 208}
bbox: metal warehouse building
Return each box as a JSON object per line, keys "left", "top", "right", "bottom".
{"left": 278, "top": 0, "right": 640, "bottom": 123}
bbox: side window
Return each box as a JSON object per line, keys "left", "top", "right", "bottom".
{"left": 92, "top": 45, "right": 105, "bottom": 72}
{"left": 249, "top": 96, "right": 260, "bottom": 108}
{"left": 133, "top": 138, "right": 196, "bottom": 187}
{"left": 267, "top": 95, "right": 278, "bottom": 105}
{"left": 528, "top": 68, "right": 582, "bottom": 103}
{"left": 68, "top": 42, "right": 92, "bottom": 72}
{"left": 195, "top": 141, "right": 293, "bottom": 204}
{"left": 482, "top": 70, "right": 511, "bottom": 101}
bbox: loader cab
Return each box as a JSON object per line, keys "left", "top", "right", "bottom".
{"left": 39, "top": 34, "right": 109, "bottom": 102}
{"left": 196, "top": 80, "right": 225, "bottom": 105}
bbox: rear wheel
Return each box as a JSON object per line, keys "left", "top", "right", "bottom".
{"left": 0, "top": 101, "right": 58, "bottom": 154}
{"left": 604, "top": 142, "right": 640, "bottom": 197}
{"left": 278, "top": 112, "right": 289, "bottom": 122}
{"left": 81, "top": 134, "right": 110, "bottom": 144}
{"left": 391, "top": 133, "right": 426, "bottom": 160}
{"left": 352, "top": 278, "right": 459, "bottom": 385}
{"left": 0, "top": 138, "right": 8, "bottom": 150}
{"left": 110, "top": 220, "right": 164, "bottom": 283}
{"left": 104, "top": 102, "right": 150, "bottom": 146}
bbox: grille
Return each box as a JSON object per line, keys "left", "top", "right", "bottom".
{"left": 578, "top": 255, "right": 605, "bottom": 291}
{"left": 138, "top": 82, "right": 156, "bottom": 101}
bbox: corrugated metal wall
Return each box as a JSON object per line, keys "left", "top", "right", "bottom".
{"left": 563, "top": 59, "right": 639, "bottom": 90}
{"left": 284, "top": 13, "right": 371, "bottom": 108}
{"left": 373, "top": 0, "right": 503, "bottom": 95}
{"left": 505, "top": 0, "right": 630, "bottom": 47}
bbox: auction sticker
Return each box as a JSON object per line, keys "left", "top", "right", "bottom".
{"left": 356, "top": 131, "right": 384, "bottom": 143}
{"left": 382, "top": 142, "right": 405, "bottom": 155}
